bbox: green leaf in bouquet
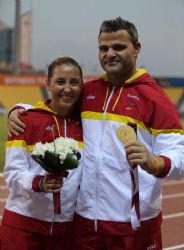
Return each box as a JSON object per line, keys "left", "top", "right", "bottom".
{"left": 44, "top": 150, "right": 81, "bottom": 172}
{"left": 43, "top": 150, "right": 63, "bottom": 173}
{"left": 32, "top": 150, "right": 81, "bottom": 174}
{"left": 61, "top": 152, "right": 81, "bottom": 170}
{"left": 31, "top": 154, "right": 56, "bottom": 173}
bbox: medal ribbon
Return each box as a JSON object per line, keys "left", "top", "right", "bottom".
{"left": 46, "top": 171, "right": 68, "bottom": 215}
{"left": 127, "top": 122, "right": 141, "bottom": 229}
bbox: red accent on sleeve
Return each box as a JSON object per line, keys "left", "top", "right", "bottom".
{"left": 156, "top": 155, "right": 171, "bottom": 178}
{"left": 32, "top": 175, "right": 44, "bottom": 192}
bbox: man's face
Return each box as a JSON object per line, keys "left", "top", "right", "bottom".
{"left": 98, "top": 29, "right": 140, "bottom": 80}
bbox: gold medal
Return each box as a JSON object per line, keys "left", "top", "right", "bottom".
{"left": 116, "top": 125, "right": 136, "bottom": 144}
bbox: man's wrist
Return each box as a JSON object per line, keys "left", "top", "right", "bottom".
{"left": 144, "top": 156, "right": 165, "bottom": 176}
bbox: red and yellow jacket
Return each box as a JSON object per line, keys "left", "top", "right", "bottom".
{"left": 3, "top": 100, "right": 83, "bottom": 235}
{"left": 75, "top": 69, "right": 184, "bottom": 234}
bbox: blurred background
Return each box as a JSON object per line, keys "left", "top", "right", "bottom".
{"left": 0, "top": 0, "right": 184, "bottom": 172}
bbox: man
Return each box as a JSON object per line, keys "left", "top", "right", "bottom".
{"left": 73, "top": 17, "right": 184, "bottom": 250}
{"left": 8, "top": 17, "right": 184, "bottom": 250}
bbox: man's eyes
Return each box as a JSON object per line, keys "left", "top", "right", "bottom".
{"left": 99, "top": 47, "right": 108, "bottom": 52}
{"left": 99, "top": 45, "right": 125, "bottom": 52}
{"left": 114, "top": 45, "right": 125, "bottom": 51}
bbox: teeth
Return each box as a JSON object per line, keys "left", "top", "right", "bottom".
{"left": 61, "top": 97, "right": 72, "bottom": 101}
{"left": 61, "top": 96, "right": 71, "bottom": 99}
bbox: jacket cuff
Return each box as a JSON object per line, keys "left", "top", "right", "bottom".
{"left": 32, "top": 175, "right": 44, "bottom": 192}
{"left": 156, "top": 155, "right": 171, "bottom": 178}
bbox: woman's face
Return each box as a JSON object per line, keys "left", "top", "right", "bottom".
{"left": 47, "top": 64, "right": 83, "bottom": 116}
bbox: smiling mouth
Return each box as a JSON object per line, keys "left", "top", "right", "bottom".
{"left": 106, "top": 61, "right": 119, "bottom": 66}
{"left": 59, "top": 96, "right": 73, "bottom": 102}
{"left": 62, "top": 96, "right": 72, "bottom": 99}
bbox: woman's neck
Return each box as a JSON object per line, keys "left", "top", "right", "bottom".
{"left": 48, "top": 102, "right": 71, "bottom": 118}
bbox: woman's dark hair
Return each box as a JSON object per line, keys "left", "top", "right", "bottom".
{"left": 47, "top": 56, "right": 83, "bottom": 81}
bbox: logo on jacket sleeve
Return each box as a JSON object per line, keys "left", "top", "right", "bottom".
{"left": 127, "top": 94, "right": 140, "bottom": 101}
{"left": 86, "top": 95, "right": 96, "bottom": 100}
{"left": 147, "top": 244, "right": 156, "bottom": 250}
{"left": 45, "top": 124, "right": 55, "bottom": 131}
{"left": 126, "top": 93, "right": 140, "bottom": 110}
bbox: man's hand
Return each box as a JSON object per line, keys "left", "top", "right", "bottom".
{"left": 125, "top": 141, "right": 150, "bottom": 166}
{"left": 8, "top": 109, "right": 26, "bottom": 137}
{"left": 125, "top": 141, "right": 165, "bottom": 176}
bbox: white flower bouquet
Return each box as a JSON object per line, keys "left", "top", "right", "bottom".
{"left": 31, "top": 137, "right": 81, "bottom": 174}
{"left": 31, "top": 137, "right": 81, "bottom": 215}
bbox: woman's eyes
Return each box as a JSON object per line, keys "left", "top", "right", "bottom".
{"left": 71, "top": 79, "right": 81, "bottom": 85}
{"left": 55, "top": 79, "right": 81, "bottom": 85}
{"left": 56, "top": 79, "right": 65, "bottom": 85}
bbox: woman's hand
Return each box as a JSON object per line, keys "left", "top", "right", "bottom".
{"left": 42, "top": 175, "right": 63, "bottom": 193}
{"left": 8, "top": 109, "right": 26, "bottom": 137}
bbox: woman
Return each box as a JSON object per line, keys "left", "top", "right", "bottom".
{"left": 1, "top": 57, "right": 83, "bottom": 250}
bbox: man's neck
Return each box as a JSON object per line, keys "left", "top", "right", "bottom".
{"left": 106, "top": 68, "right": 138, "bottom": 87}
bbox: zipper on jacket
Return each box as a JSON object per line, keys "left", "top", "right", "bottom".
{"left": 64, "top": 119, "right": 67, "bottom": 138}
{"left": 53, "top": 115, "right": 67, "bottom": 138}
{"left": 103, "top": 86, "right": 115, "bottom": 117}
{"left": 94, "top": 86, "right": 115, "bottom": 232}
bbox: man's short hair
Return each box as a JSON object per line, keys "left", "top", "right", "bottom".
{"left": 98, "top": 17, "right": 138, "bottom": 45}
